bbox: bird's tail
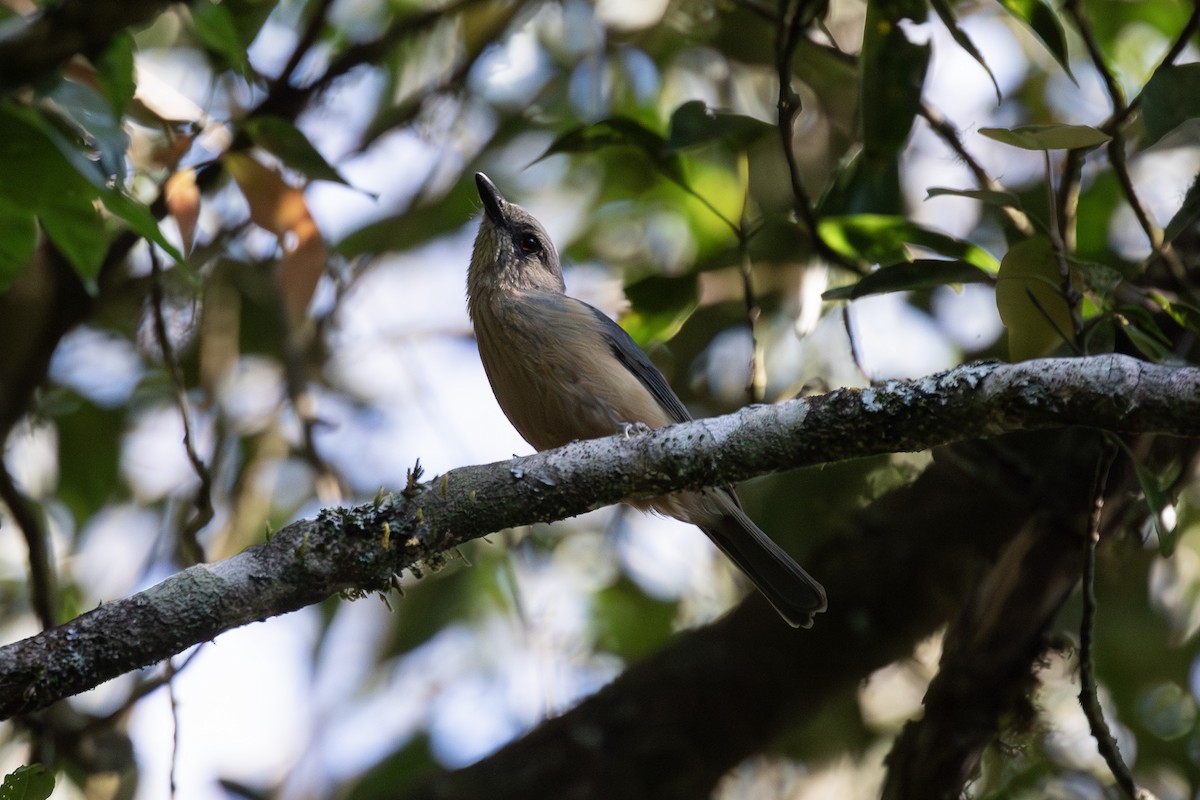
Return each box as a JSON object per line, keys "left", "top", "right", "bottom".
{"left": 692, "top": 491, "right": 827, "bottom": 628}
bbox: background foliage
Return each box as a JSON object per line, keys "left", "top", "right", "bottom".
{"left": 0, "top": 0, "right": 1198, "bottom": 797}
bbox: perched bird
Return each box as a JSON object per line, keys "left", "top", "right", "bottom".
{"left": 466, "top": 172, "right": 827, "bottom": 627}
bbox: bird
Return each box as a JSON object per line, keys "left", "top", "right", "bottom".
{"left": 466, "top": 172, "right": 827, "bottom": 628}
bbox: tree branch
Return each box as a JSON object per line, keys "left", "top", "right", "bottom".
{"left": 1, "top": 354, "right": 1198, "bottom": 718}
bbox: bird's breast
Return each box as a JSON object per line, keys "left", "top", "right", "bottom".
{"left": 471, "top": 292, "right": 671, "bottom": 451}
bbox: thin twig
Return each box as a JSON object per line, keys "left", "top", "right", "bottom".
{"left": 0, "top": 463, "right": 56, "bottom": 629}
{"left": 1065, "top": 0, "right": 1187, "bottom": 278}
{"left": 148, "top": 248, "right": 213, "bottom": 564}
{"left": 737, "top": 184, "right": 764, "bottom": 402}
{"left": 1078, "top": 439, "right": 1140, "bottom": 799}
{"left": 773, "top": 0, "right": 859, "bottom": 273}
{"left": 918, "top": 102, "right": 1035, "bottom": 237}
{"left": 1043, "top": 151, "right": 1084, "bottom": 346}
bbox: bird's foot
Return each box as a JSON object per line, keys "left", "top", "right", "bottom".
{"left": 620, "top": 421, "right": 653, "bottom": 439}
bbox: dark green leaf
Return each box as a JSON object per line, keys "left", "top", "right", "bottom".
{"left": 191, "top": 0, "right": 253, "bottom": 76}
{"left": 1141, "top": 63, "right": 1200, "bottom": 148}
{"left": 1117, "top": 305, "right": 1174, "bottom": 362}
{"left": 539, "top": 117, "right": 686, "bottom": 186}
{"left": 980, "top": 124, "right": 1110, "bottom": 150}
{"left": 335, "top": 178, "right": 479, "bottom": 257}
{"left": 1073, "top": 260, "right": 1124, "bottom": 298}
{"left": 860, "top": 1, "right": 931, "bottom": 158}
{"left": 95, "top": 32, "right": 137, "bottom": 118}
{"left": 0, "top": 201, "right": 37, "bottom": 290}
{"left": 664, "top": 101, "right": 773, "bottom": 151}
{"left": 931, "top": 0, "right": 1000, "bottom": 102}
{"left": 819, "top": 152, "right": 902, "bottom": 215}
{"left": 1154, "top": 295, "right": 1200, "bottom": 337}
{"left": 0, "top": 764, "right": 55, "bottom": 800}
{"left": 1112, "top": 435, "right": 1179, "bottom": 555}
{"left": 1162, "top": 173, "right": 1200, "bottom": 246}
{"left": 40, "top": 198, "right": 109, "bottom": 283}
{"left": 822, "top": 259, "right": 991, "bottom": 300}
{"left": 993, "top": 0, "right": 1072, "bottom": 77}
{"left": 243, "top": 116, "right": 351, "bottom": 185}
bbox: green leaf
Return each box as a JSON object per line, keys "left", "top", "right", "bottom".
{"left": 926, "top": 186, "right": 1024, "bottom": 211}
{"left": 41, "top": 78, "right": 130, "bottom": 182}
{"left": 823, "top": 259, "right": 992, "bottom": 300}
{"left": 820, "top": 151, "right": 902, "bottom": 215}
{"left": 95, "top": 32, "right": 137, "bottom": 118}
{"left": 817, "top": 215, "right": 1001, "bottom": 272}
{"left": 335, "top": 178, "right": 479, "bottom": 257}
{"left": 1111, "top": 435, "right": 1179, "bottom": 556}
{"left": 1162, "top": 173, "right": 1200, "bottom": 246}
{"left": 860, "top": 1, "right": 931, "bottom": 158}
{"left": 190, "top": 0, "right": 253, "bottom": 76}
{"left": 1153, "top": 294, "right": 1200, "bottom": 337}
{"left": 931, "top": 0, "right": 1001, "bottom": 102}
{"left": 1073, "top": 260, "right": 1124, "bottom": 298}
{"left": 539, "top": 117, "right": 686, "bottom": 186}
{"left": 980, "top": 124, "right": 1110, "bottom": 150}
{"left": 993, "top": 0, "right": 1072, "bottom": 77}
{"left": 995, "top": 236, "right": 1074, "bottom": 360}
{"left": 664, "top": 101, "right": 773, "bottom": 152}
{"left": 1117, "top": 305, "right": 1174, "bottom": 362}
{"left": 0, "top": 104, "right": 109, "bottom": 279}
{"left": 0, "top": 764, "right": 55, "bottom": 800}
{"left": 1141, "top": 63, "right": 1200, "bottom": 148}
{"left": 40, "top": 198, "right": 109, "bottom": 282}
{"left": 0, "top": 200, "right": 37, "bottom": 290}
{"left": 243, "top": 116, "right": 351, "bottom": 185}
{"left": 622, "top": 274, "right": 699, "bottom": 345}
{"left": 592, "top": 578, "right": 676, "bottom": 660}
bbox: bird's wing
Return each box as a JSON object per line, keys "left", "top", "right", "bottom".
{"left": 582, "top": 302, "right": 694, "bottom": 425}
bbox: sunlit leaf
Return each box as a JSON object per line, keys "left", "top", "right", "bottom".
{"left": 980, "top": 124, "right": 1110, "bottom": 150}
{"left": 822, "top": 259, "right": 991, "bottom": 300}
{"left": 622, "top": 274, "right": 699, "bottom": 345}
{"left": 166, "top": 169, "right": 201, "bottom": 257}
{"left": 242, "top": 116, "right": 351, "bottom": 186}
{"left": 0, "top": 764, "right": 54, "bottom": 800}
{"left": 995, "top": 236, "right": 1075, "bottom": 360}
{"left": 931, "top": 0, "right": 1000, "bottom": 102}
{"left": 817, "top": 215, "right": 1000, "bottom": 272}
{"left": 1140, "top": 63, "right": 1200, "bottom": 148}
{"left": 1112, "top": 434, "right": 1180, "bottom": 556}
{"left": 226, "top": 153, "right": 328, "bottom": 326}
{"left": 993, "top": 0, "right": 1073, "bottom": 77}
{"left": 664, "top": 101, "right": 773, "bottom": 151}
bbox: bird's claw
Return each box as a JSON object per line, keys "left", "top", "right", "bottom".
{"left": 620, "top": 421, "right": 653, "bottom": 439}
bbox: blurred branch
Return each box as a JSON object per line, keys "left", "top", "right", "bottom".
{"left": 149, "top": 250, "right": 213, "bottom": 564}
{"left": 0, "top": 463, "right": 56, "bottom": 630}
{"left": 1078, "top": 441, "right": 1142, "bottom": 799}
{"left": 397, "top": 429, "right": 1133, "bottom": 800}
{"left": 1, "top": 354, "right": 1200, "bottom": 717}
{"left": 918, "top": 102, "right": 1035, "bottom": 237}
{"left": 0, "top": 0, "right": 192, "bottom": 92}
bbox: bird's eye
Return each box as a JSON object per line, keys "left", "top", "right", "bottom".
{"left": 519, "top": 235, "right": 542, "bottom": 255}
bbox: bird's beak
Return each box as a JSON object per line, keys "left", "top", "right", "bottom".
{"left": 475, "top": 172, "right": 507, "bottom": 226}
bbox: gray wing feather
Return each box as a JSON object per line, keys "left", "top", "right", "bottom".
{"left": 584, "top": 305, "right": 693, "bottom": 425}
